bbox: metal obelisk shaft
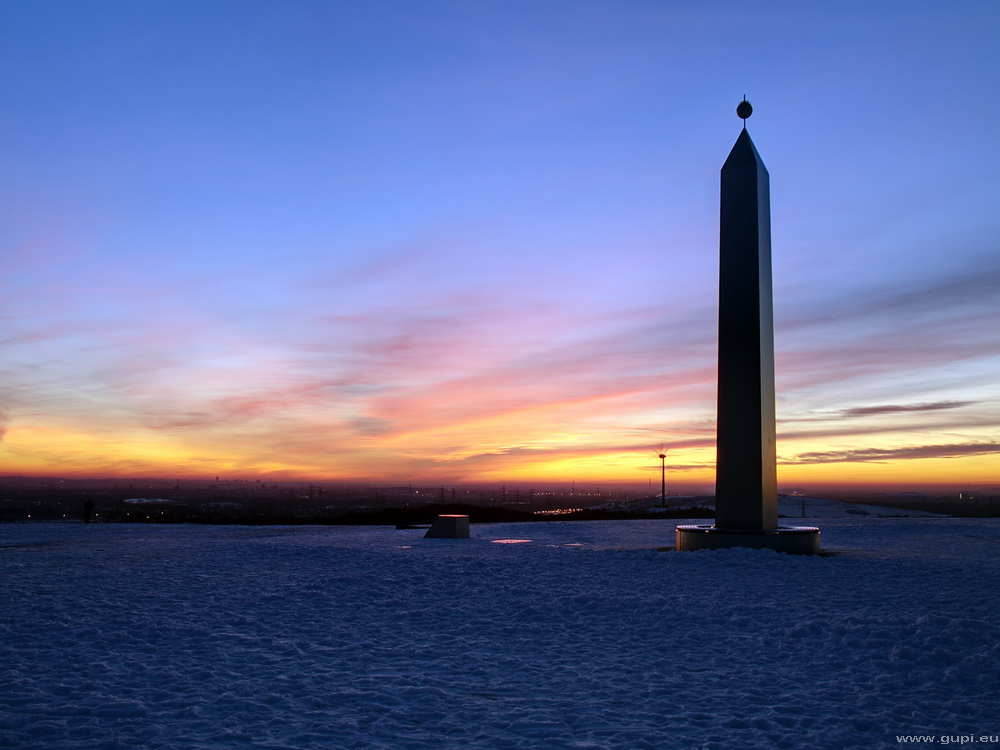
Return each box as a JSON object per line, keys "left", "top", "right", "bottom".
{"left": 715, "top": 128, "right": 778, "bottom": 530}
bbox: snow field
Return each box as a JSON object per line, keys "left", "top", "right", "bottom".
{"left": 2, "top": 518, "right": 998, "bottom": 749}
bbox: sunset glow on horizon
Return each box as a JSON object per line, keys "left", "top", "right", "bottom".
{"left": 2, "top": 1, "right": 998, "bottom": 492}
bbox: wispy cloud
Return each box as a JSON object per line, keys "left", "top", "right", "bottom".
{"left": 841, "top": 401, "right": 974, "bottom": 418}
{"left": 777, "top": 255, "right": 1000, "bottom": 389}
{"left": 785, "top": 442, "right": 1000, "bottom": 465}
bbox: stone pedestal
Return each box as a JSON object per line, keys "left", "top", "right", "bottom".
{"left": 675, "top": 524, "right": 820, "bottom": 554}
{"left": 424, "top": 515, "right": 470, "bottom": 539}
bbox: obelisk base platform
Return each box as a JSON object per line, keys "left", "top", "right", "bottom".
{"left": 676, "top": 524, "right": 820, "bottom": 555}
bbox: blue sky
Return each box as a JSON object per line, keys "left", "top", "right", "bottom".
{"left": 2, "top": 0, "right": 998, "bottom": 488}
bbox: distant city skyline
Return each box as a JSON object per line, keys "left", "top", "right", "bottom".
{"left": 2, "top": 1, "right": 998, "bottom": 490}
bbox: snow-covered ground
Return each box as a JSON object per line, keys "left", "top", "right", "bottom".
{"left": 2, "top": 518, "right": 998, "bottom": 749}
{"left": 776, "top": 495, "right": 949, "bottom": 519}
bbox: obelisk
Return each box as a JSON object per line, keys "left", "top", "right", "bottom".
{"left": 676, "top": 100, "right": 819, "bottom": 553}
{"left": 714, "top": 98, "right": 777, "bottom": 530}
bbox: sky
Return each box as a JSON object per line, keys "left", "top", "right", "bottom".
{"left": 2, "top": 0, "right": 998, "bottom": 491}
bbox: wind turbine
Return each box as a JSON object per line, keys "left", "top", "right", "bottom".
{"left": 657, "top": 448, "right": 667, "bottom": 508}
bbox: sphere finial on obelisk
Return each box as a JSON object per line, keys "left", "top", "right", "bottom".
{"left": 736, "top": 97, "right": 752, "bottom": 128}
